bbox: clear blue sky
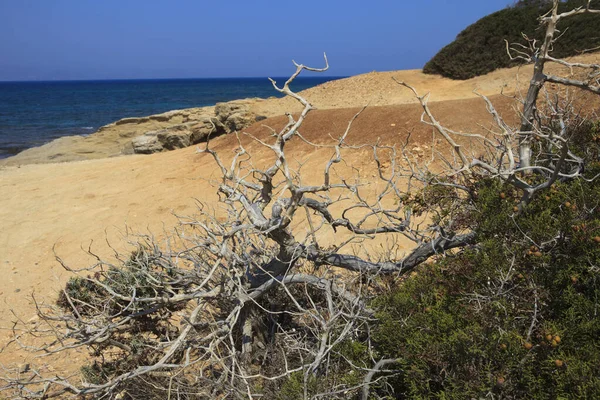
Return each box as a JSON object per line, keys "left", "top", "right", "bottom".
{"left": 0, "top": 0, "right": 513, "bottom": 81}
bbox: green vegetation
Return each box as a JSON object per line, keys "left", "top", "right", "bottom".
{"left": 370, "top": 178, "right": 600, "bottom": 398}
{"left": 277, "top": 121, "right": 600, "bottom": 398}
{"left": 423, "top": 0, "right": 600, "bottom": 79}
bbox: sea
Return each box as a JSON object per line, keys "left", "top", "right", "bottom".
{"left": 0, "top": 76, "right": 342, "bottom": 159}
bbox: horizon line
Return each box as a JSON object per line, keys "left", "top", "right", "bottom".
{"left": 0, "top": 75, "right": 349, "bottom": 84}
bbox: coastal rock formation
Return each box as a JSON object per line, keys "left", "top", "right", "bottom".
{"left": 131, "top": 133, "right": 163, "bottom": 154}
{"left": 0, "top": 98, "right": 273, "bottom": 164}
{"left": 215, "top": 100, "right": 256, "bottom": 133}
{"left": 132, "top": 117, "right": 226, "bottom": 154}
{"left": 131, "top": 100, "right": 259, "bottom": 154}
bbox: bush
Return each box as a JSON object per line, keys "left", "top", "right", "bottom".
{"left": 423, "top": 0, "right": 600, "bottom": 79}
{"left": 341, "top": 171, "right": 600, "bottom": 398}
{"left": 276, "top": 119, "right": 600, "bottom": 398}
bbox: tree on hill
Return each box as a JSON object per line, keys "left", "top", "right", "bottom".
{"left": 1, "top": 1, "right": 600, "bottom": 399}
{"left": 423, "top": 0, "right": 600, "bottom": 80}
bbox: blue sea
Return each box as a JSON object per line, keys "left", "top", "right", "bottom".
{"left": 0, "top": 77, "right": 342, "bottom": 159}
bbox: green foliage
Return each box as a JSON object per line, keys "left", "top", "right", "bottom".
{"left": 277, "top": 372, "right": 319, "bottom": 400}
{"left": 358, "top": 175, "right": 600, "bottom": 398}
{"left": 57, "top": 245, "right": 183, "bottom": 317}
{"left": 276, "top": 120, "right": 600, "bottom": 398}
{"left": 56, "top": 246, "right": 188, "bottom": 390}
{"left": 423, "top": 0, "right": 600, "bottom": 79}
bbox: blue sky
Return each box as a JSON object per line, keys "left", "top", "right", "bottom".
{"left": 0, "top": 0, "right": 512, "bottom": 81}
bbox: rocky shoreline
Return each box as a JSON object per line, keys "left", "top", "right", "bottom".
{"left": 4, "top": 52, "right": 595, "bottom": 168}
{"left": 130, "top": 100, "right": 264, "bottom": 154}
{"left": 0, "top": 98, "right": 268, "bottom": 167}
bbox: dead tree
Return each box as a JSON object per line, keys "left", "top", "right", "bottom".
{"left": 1, "top": 2, "right": 599, "bottom": 397}
{"left": 0, "top": 55, "right": 477, "bottom": 400}
{"left": 508, "top": 0, "right": 600, "bottom": 171}
{"left": 392, "top": 0, "right": 600, "bottom": 206}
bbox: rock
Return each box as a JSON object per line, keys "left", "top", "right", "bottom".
{"left": 2, "top": 99, "right": 260, "bottom": 163}
{"left": 215, "top": 102, "right": 248, "bottom": 121}
{"left": 215, "top": 101, "right": 256, "bottom": 132}
{"left": 111, "top": 109, "right": 204, "bottom": 130}
{"left": 148, "top": 114, "right": 171, "bottom": 122}
{"left": 132, "top": 117, "right": 226, "bottom": 154}
{"left": 115, "top": 116, "right": 150, "bottom": 125}
{"left": 132, "top": 101, "right": 249, "bottom": 154}
{"left": 0, "top": 104, "right": 229, "bottom": 165}
{"left": 189, "top": 117, "right": 226, "bottom": 143}
{"left": 157, "top": 126, "right": 192, "bottom": 150}
{"left": 132, "top": 132, "right": 163, "bottom": 154}
{"left": 224, "top": 112, "right": 254, "bottom": 132}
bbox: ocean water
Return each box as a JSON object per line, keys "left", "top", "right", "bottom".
{"left": 0, "top": 76, "right": 342, "bottom": 159}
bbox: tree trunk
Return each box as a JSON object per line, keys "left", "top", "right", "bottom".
{"left": 518, "top": 0, "right": 558, "bottom": 173}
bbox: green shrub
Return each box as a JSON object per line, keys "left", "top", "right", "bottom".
{"left": 275, "top": 120, "right": 600, "bottom": 398}
{"left": 423, "top": 0, "right": 600, "bottom": 79}
{"left": 55, "top": 246, "right": 190, "bottom": 390}
{"left": 361, "top": 175, "right": 600, "bottom": 398}
{"left": 57, "top": 245, "right": 184, "bottom": 317}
